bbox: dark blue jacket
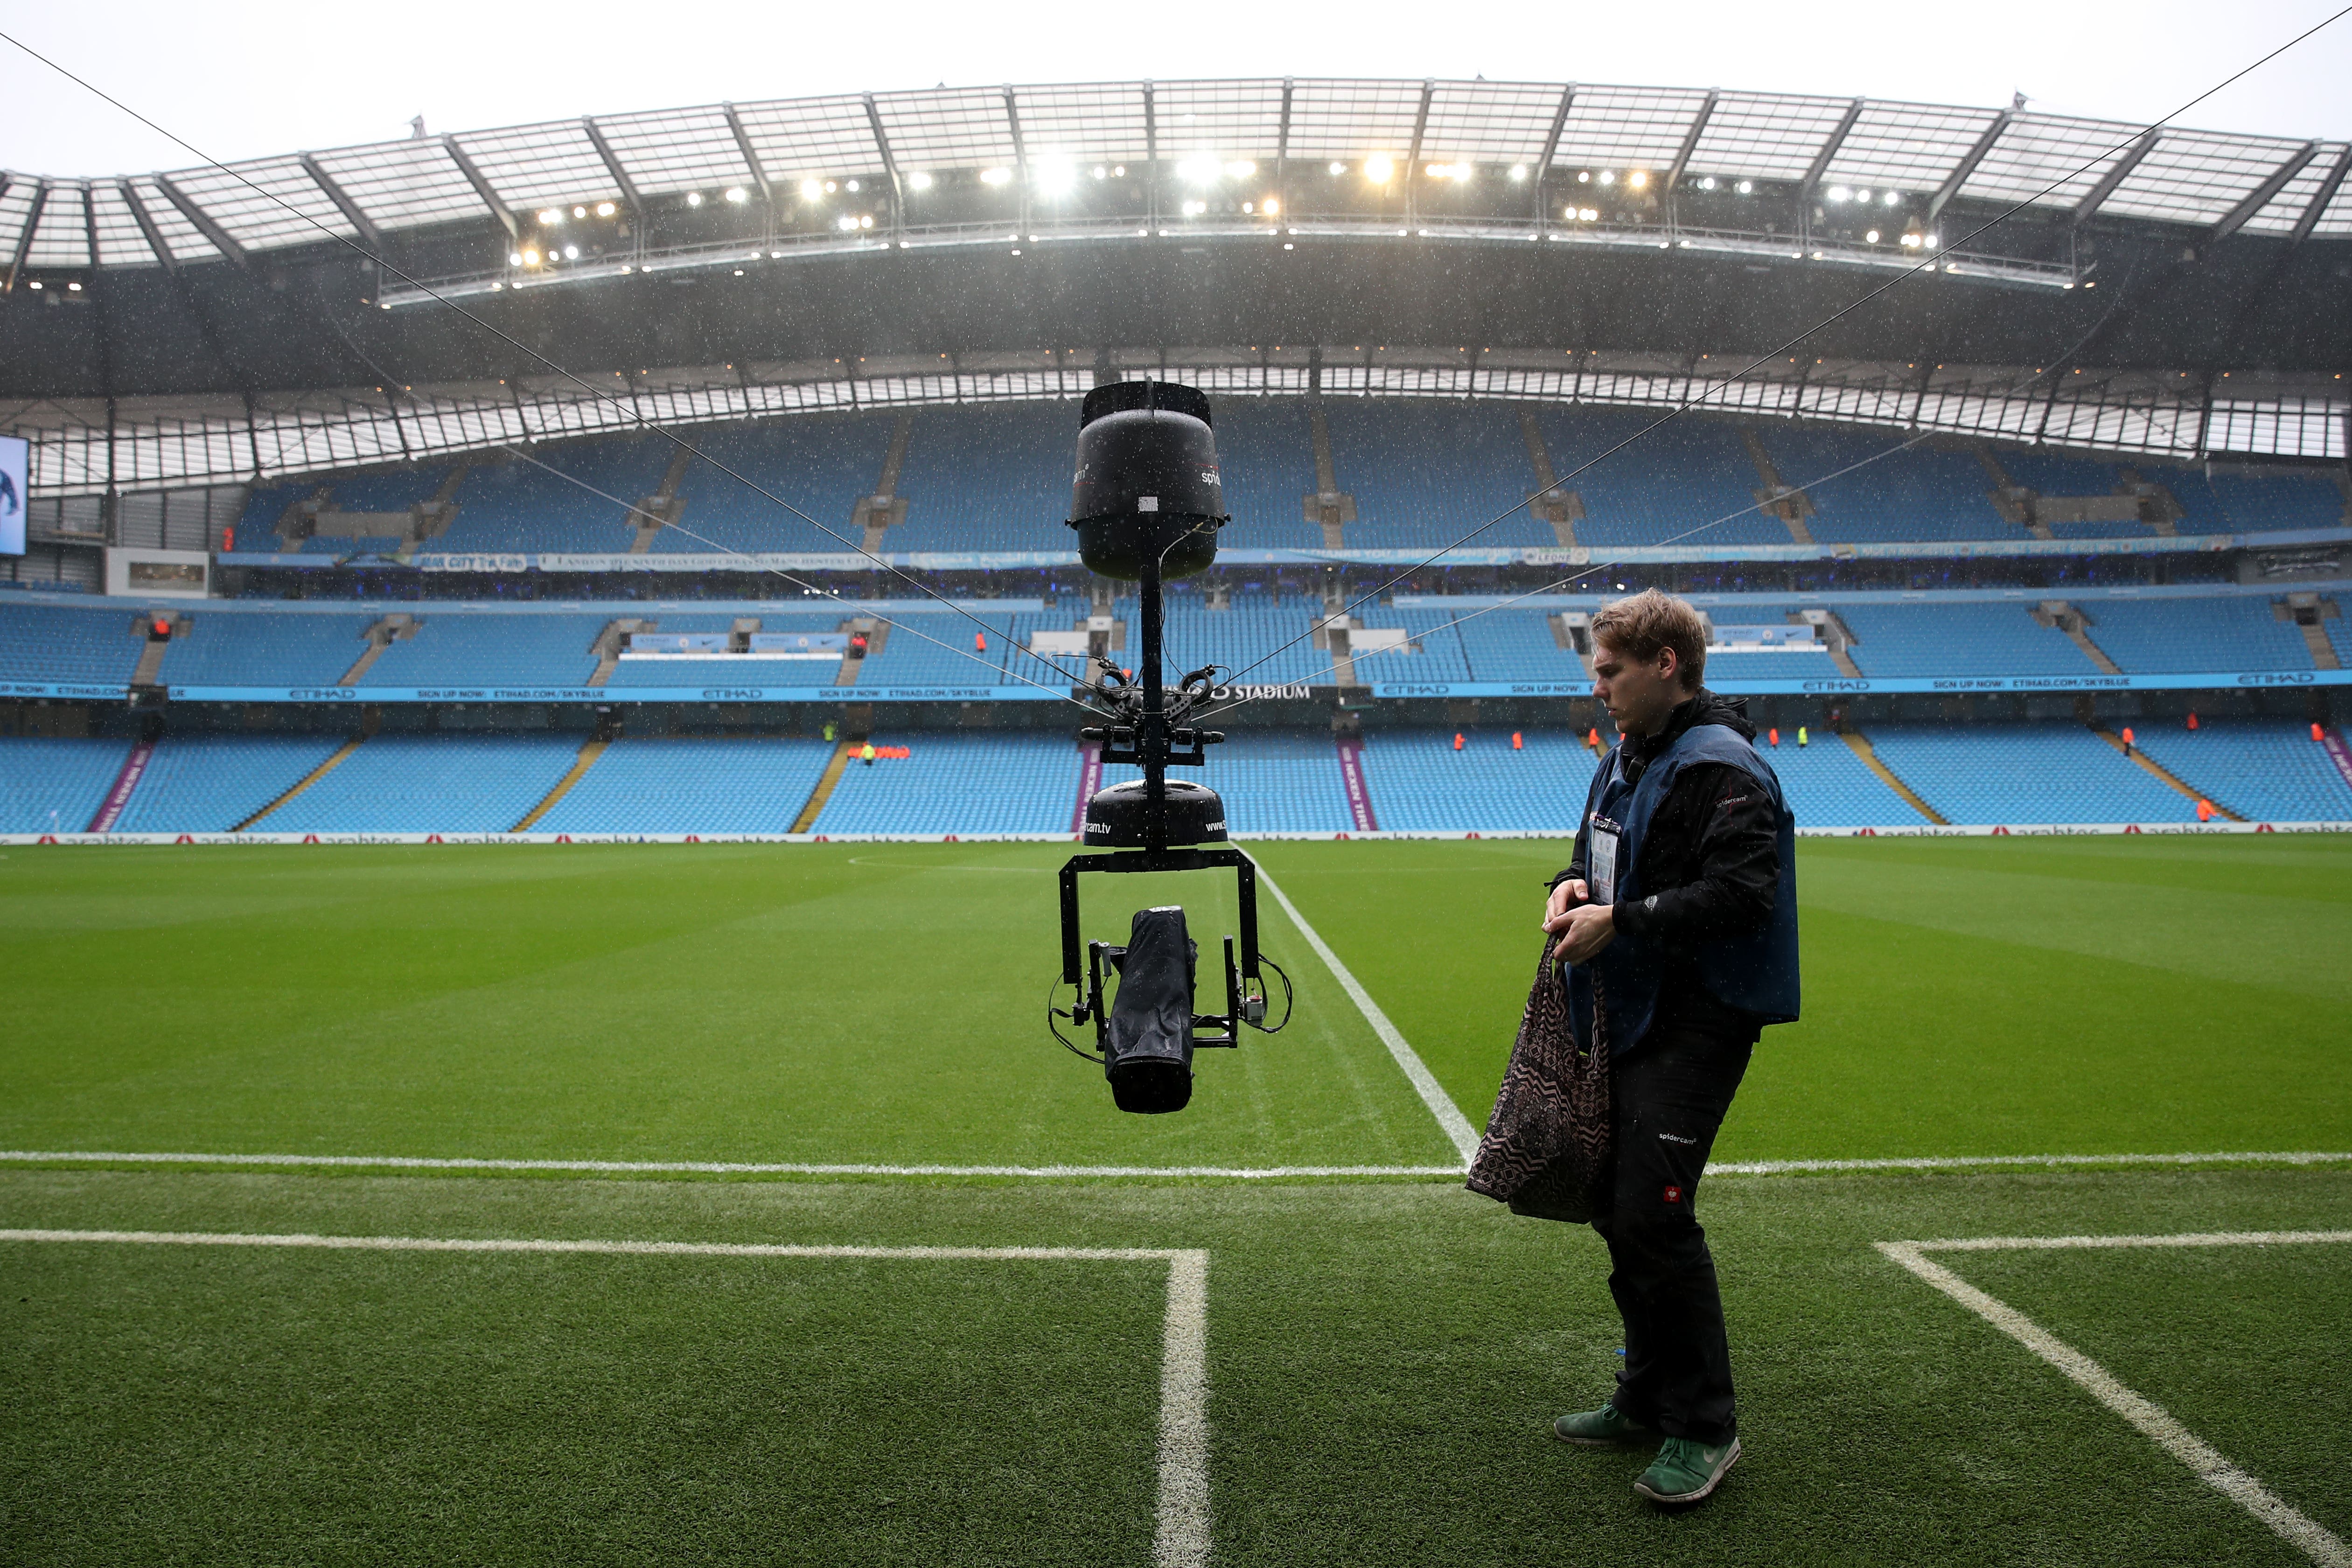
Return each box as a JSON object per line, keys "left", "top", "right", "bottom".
{"left": 1566, "top": 708, "right": 1800, "bottom": 1055}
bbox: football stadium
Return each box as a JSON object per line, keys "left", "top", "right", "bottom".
{"left": 3, "top": 37, "right": 2351, "bottom": 1567}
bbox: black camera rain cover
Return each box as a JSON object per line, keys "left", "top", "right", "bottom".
{"left": 1105, "top": 905, "right": 1197, "bottom": 1113}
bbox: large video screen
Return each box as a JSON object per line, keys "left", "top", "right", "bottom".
{"left": 0, "top": 434, "right": 24, "bottom": 556}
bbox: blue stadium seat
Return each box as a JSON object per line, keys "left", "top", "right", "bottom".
{"left": 1840, "top": 603, "right": 2092, "bottom": 678}
{"left": 114, "top": 733, "right": 347, "bottom": 831}
{"left": 164, "top": 613, "right": 377, "bottom": 688}
{"left": 817, "top": 732, "right": 1084, "bottom": 834}
{"left": 1360, "top": 729, "right": 1596, "bottom": 831}
{"left": 2130, "top": 718, "right": 2352, "bottom": 823}
{"left": 257, "top": 732, "right": 582, "bottom": 832}
{"left": 360, "top": 616, "right": 607, "bottom": 687}
{"left": 0, "top": 603, "right": 143, "bottom": 686}
{"left": 0, "top": 736, "right": 132, "bottom": 832}
{"left": 535, "top": 735, "right": 838, "bottom": 833}
{"left": 1326, "top": 402, "right": 1554, "bottom": 551}
{"left": 2080, "top": 598, "right": 2317, "bottom": 673}
{"left": 665, "top": 416, "right": 898, "bottom": 555}
{"left": 1862, "top": 724, "right": 2193, "bottom": 823}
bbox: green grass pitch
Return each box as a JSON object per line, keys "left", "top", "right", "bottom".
{"left": 2, "top": 836, "right": 2348, "bottom": 1564}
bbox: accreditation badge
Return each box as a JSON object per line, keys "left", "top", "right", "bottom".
{"left": 1589, "top": 813, "right": 1624, "bottom": 906}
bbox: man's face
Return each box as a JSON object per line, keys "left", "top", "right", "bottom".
{"left": 1591, "top": 638, "right": 1685, "bottom": 737}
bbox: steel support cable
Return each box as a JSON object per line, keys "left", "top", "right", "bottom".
{"left": 1193, "top": 2, "right": 2352, "bottom": 699}
{"left": 0, "top": 28, "right": 1100, "bottom": 702}
{"left": 1189, "top": 293, "right": 2145, "bottom": 722}
{"left": 487, "top": 442, "right": 1095, "bottom": 704}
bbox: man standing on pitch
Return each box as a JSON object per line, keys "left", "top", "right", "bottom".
{"left": 1541, "top": 588, "right": 1800, "bottom": 1506}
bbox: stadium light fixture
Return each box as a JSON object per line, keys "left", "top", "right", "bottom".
{"left": 572, "top": 205, "right": 586, "bottom": 218}
{"left": 1884, "top": 190, "right": 1902, "bottom": 205}
{"left": 25, "top": 279, "right": 39, "bottom": 290}
{"left": 981, "top": 167, "right": 1013, "bottom": 185}
{"left": 1865, "top": 229, "right": 1880, "bottom": 244}
{"left": 1736, "top": 180, "right": 1752, "bottom": 194}
{"left": 1328, "top": 161, "right": 1346, "bottom": 176}
{"left": 687, "top": 192, "right": 704, "bottom": 206}
{"left": 1827, "top": 186, "right": 1849, "bottom": 203}
{"left": 1093, "top": 165, "right": 1108, "bottom": 179}
{"left": 800, "top": 179, "right": 824, "bottom": 200}
{"left": 1114, "top": 165, "right": 1126, "bottom": 176}
{"left": 67, "top": 280, "right": 81, "bottom": 291}
{"left": 1856, "top": 189, "right": 1871, "bottom": 202}
{"left": 847, "top": 180, "right": 861, "bottom": 192}
{"left": 1627, "top": 170, "right": 1647, "bottom": 189}
{"left": 1177, "top": 156, "right": 1220, "bottom": 184}
{"left": 1263, "top": 197, "right": 1279, "bottom": 215}
{"left": 1577, "top": 171, "right": 1591, "bottom": 182}
{"left": 509, "top": 251, "right": 523, "bottom": 266}
{"left": 1597, "top": 170, "right": 1615, "bottom": 186}
{"left": 537, "top": 209, "right": 561, "bottom": 224}
{"left": 1698, "top": 176, "right": 1716, "bottom": 190}
{"left": 908, "top": 171, "right": 934, "bottom": 190}
{"left": 725, "top": 187, "right": 747, "bottom": 202}
{"left": 596, "top": 201, "right": 616, "bottom": 217}
{"left": 825, "top": 180, "right": 838, "bottom": 193}
{"left": 1182, "top": 199, "right": 1207, "bottom": 216}
{"left": 1364, "top": 155, "right": 1395, "bottom": 183}
{"left": 1509, "top": 164, "right": 1528, "bottom": 181}
{"left": 861, "top": 215, "right": 874, "bottom": 229}
{"left": 1034, "top": 160, "right": 1077, "bottom": 193}
{"left": 523, "top": 248, "right": 541, "bottom": 264}
{"left": 563, "top": 245, "right": 579, "bottom": 259}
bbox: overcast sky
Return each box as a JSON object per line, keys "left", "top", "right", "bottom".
{"left": 3, "top": 0, "right": 2348, "bottom": 178}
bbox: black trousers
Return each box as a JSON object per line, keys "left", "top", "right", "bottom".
{"left": 1589, "top": 1020, "right": 1754, "bottom": 1444}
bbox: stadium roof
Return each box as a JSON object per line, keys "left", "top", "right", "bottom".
{"left": 4, "top": 77, "right": 2347, "bottom": 276}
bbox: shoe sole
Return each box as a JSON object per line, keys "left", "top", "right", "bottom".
{"left": 1550, "top": 1422, "right": 1654, "bottom": 1447}
{"left": 1633, "top": 1436, "right": 1741, "bottom": 1504}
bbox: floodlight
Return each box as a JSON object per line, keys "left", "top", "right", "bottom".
{"left": 1034, "top": 160, "right": 1076, "bottom": 192}
{"left": 1698, "top": 176, "right": 1716, "bottom": 190}
{"left": 860, "top": 215, "right": 873, "bottom": 228}
{"left": 1577, "top": 171, "right": 1591, "bottom": 183}
{"left": 1328, "top": 160, "right": 1346, "bottom": 175}
{"left": 537, "top": 209, "right": 560, "bottom": 224}
{"left": 573, "top": 205, "right": 587, "bottom": 218}
{"left": 1627, "top": 170, "right": 1647, "bottom": 189}
{"left": 1182, "top": 199, "right": 1207, "bottom": 216}
{"left": 733, "top": 268, "right": 744, "bottom": 275}
{"left": 1865, "top": 230, "right": 1880, "bottom": 244}
{"left": 1926, "top": 232, "right": 1940, "bottom": 247}
{"left": 837, "top": 215, "right": 858, "bottom": 231}
{"left": 1580, "top": 207, "right": 1598, "bottom": 220}
{"left": 563, "top": 245, "right": 579, "bottom": 259}
{"left": 1178, "top": 156, "right": 1219, "bottom": 184}
{"left": 725, "top": 187, "right": 747, "bottom": 202}
{"left": 1884, "top": 189, "right": 1902, "bottom": 205}
{"left": 1828, "top": 186, "right": 1849, "bottom": 202}
{"left": 1263, "top": 197, "right": 1279, "bottom": 215}
{"left": 1856, "top": 189, "right": 1872, "bottom": 202}
{"left": 1094, "top": 165, "right": 1108, "bottom": 178}
{"left": 982, "top": 167, "right": 1013, "bottom": 185}
{"left": 509, "top": 251, "right": 523, "bottom": 266}
{"left": 800, "top": 179, "right": 823, "bottom": 200}
{"left": 825, "top": 180, "right": 838, "bottom": 192}
{"left": 1509, "top": 164, "right": 1528, "bottom": 181}
{"left": 26, "top": 279, "right": 40, "bottom": 290}
{"left": 847, "top": 180, "right": 860, "bottom": 192}
{"left": 68, "top": 281, "right": 81, "bottom": 291}
{"left": 596, "top": 201, "right": 616, "bottom": 216}
{"left": 1364, "top": 155, "right": 1395, "bottom": 182}
{"left": 1113, "top": 165, "right": 1125, "bottom": 176}
{"left": 523, "top": 249, "right": 540, "bottom": 264}
{"left": 687, "top": 192, "right": 704, "bottom": 206}
{"left": 1597, "top": 170, "right": 1615, "bottom": 186}
{"left": 1736, "top": 180, "right": 1752, "bottom": 194}
{"left": 1225, "top": 160, "right": 1256, "bottom": 178}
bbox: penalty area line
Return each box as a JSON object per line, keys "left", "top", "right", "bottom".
{"left": 0, "top": 1150, "right": 1463, "bottom": 1178}
{"left": 0, "top": 1227, "right": 1214, "bottom": 1568}
{"left": 1878, "top": 1230, "right": 2352, "bottom": 1568}
{"left": 1252, "top": 865, "right": 1482, "bottom": 1165}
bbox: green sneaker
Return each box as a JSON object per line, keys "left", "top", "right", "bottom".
{"left": 1550, "top": 1402, "right": 1654, "bottom": 1446}
{"left": 1633, "top": 1435, "right": 1741, "bottom": 1505}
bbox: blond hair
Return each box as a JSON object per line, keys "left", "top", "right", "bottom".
{"left": 1590, "top": 588, "right": 1706, "bottom": 692}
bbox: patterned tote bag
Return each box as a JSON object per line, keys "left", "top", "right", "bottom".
{"left": 1466, "top": 940, "right": 1615, "bottom": 1224}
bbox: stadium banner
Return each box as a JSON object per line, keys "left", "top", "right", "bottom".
{"left": 8, "top": 823, "right": 2349, "bottom": 847}
{"left": 210, "top": 525, "right": 2347, "bottom": 575}
{"left": 162, "top": 684, "right": 1074, "bottom": 704}
{"left": 1, "top": 682, "right": 133, "bottom": 700}
{"left": 1371, "top": 670, "right": 2352, "bottom": 699}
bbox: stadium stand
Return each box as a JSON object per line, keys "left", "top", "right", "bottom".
{"left": 1860, "top": 724, "right": 2196, "bottom": 823}
{"left": 664, "top": 416, "right": 898, "bottom": 555}
{"left": 0, "top": 736, "right": 131, "bottom": 832}
{"left": 1099, "top": 730, "right": 1356, "bottom": 833}
{"left": 1753, "top": 429, "right": 2004, "bottom": 544}
{"left": 0, "top": 604, "right": 144, "bottom": 687}
{"left": 358, "top": 616, "right": 607, "bottom": 688}
{"left": 534, "top": 735, "right": 838, "bottom": 834}
{"left": 1533, "top": 409, "right": 1787, "bottom": 549}
{"left": 2182, "top": 467, "right": 2347, "bottom": 534}
{"left": 1360, "top": 729, "right": 1596, "bottom": 831}
{"left": 1211, "top": 399, "right": 1323, "bottom": 552}
{"left": 163, "top": 613, "right": 378, "bottom": 688}
{"left": 1839, "top": 603, "right": 2092, "bottom": 678}
{"left": 257, "top": 733, "right": 582, "bottom": 833}
{"left": 1325, "top": 403, "right": 1555, "bottom": 551}
{"left": 2130, "top": 718, "right": 2352, "bottom": 822}
{"left": 432, "top": 445, "right": 665, "bottom": 555}
{"left": 816, "top": 733, "right": 1082, "bottom": 834}
{"left": 112, "top": 733, "right": 348, "bottom": 832}
{"left": 1755, "top": 732, "right": 1930, "bottom": 827}
{"left": 2084, "top": 598, "right": 2322, "bottom": 672}
{"left": 1450, "top": 610, "right": 1585, "bottom": 684}
{"left": 890, "top": 404, "right": 1075, "bottom": 554}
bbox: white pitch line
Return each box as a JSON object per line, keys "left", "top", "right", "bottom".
{"left": 1710, "top": 1151, "right": 2352, "bottom": 1177}
{"left": 1878, "top": 1231, "right": 2352, "bottom": 1568}
{"left": 1252, "top": 865, "right": 1481, "bottom": 1165}
{"left": 0, "top": 1150, "right": 1459, "bottom": 1179}
{"left": 0, "top": 1227, "right": 1215, "bottom": 1568}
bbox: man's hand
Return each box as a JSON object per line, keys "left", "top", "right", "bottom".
{"left": 1542, "top": 878, "right": 1590, "bottom": 930}
{"left": 1544, "top": 899, "right": 1617, "bottom": 965}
